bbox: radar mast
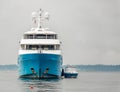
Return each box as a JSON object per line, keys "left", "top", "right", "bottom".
{"left": 32, "top": 9, "right": 50, "bottom": 30}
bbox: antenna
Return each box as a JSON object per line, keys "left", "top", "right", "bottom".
{"left": 32, "top": 12, "right": 37, "bottom": 25}
{"left": 32, "top": 9, "right": 50, "bottom": 30}
{"left": 44, "top": 12, "right": 50, "bottom": 20}
{"left": 38, "top": 9, "right": 43, "bottom": 28}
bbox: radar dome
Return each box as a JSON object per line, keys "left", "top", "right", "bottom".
{"left": 44, "top": 12, "right": 50, "bottom": 20}
{"left": 32, "top": 12, "right": 37, "bottom": 18}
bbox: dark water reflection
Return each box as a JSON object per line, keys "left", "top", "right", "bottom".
{"left": 19, "top": 78, "right": 62, "bottom": 92}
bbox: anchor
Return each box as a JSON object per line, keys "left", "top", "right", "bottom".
{"left": 30, "top": 68, "right": 38, "bottom": 78}
{"left": 41, "top": 68, "right": 49, "bottom": 78}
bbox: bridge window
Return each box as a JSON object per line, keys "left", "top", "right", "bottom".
{"left": 26, "top": 45, "right": 39, "bottom": 50}
{"left": 34, "top": 34, "right": 46, "bottom": 39}
{"left": 20, "top": 44, "right": 26, "bottom": 50}
{"left": 21, "top": 45, "right": 60, "bottom": 50}
{"left": 24, "top": 34, "right": 57, "bottom": 39}
{"left": 41, "top": 45, "right": 54, "bottom": 50}
{"left": 24, "top": 35, "right": 33, "bottom": 39}
{"left": 47, "top": 34, "right": 57, "bottom": 39}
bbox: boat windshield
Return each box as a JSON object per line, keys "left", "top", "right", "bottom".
{"left": 65, "top": 67, "right": 77, "bottom": 72}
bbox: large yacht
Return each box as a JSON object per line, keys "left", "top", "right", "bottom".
{"left": 18, "top": 9, "right": 63, "bottom": 78}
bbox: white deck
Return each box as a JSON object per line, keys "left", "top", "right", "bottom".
{"left": 24, "top": 29, "right": 56, "bottom": 35}
{"left": 20, "top": 39, "right": 60, "bottom": 45}
{"left": 19, "top": 50, "right": 61, "bottom": 55}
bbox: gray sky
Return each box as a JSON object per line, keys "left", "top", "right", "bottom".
{"left": 0, "top": 0, "right": 120, "bottom": 65}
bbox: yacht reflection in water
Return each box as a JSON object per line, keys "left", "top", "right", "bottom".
{"left": 19, "top": 78, "right": 62, "bottom": 92}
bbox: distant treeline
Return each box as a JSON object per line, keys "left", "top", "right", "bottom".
{"left": 0, "top": 64, "right": 120, "bottom": 71}
{"left": 75, "top": 65, "right": 120, "bottom": 72}
{"left": 0, "top": 64, "right": 18, "bottom": 70}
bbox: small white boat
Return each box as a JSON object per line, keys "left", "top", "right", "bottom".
{"left": 64, "top": 66, "right": 78, "bottom": 78}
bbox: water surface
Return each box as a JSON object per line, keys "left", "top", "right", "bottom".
{"left": 0, "top": 71, "right": 120, "bottom": 92}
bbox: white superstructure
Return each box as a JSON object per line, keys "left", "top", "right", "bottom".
{"left": 19, "top": 9, "right": 61, "bottom": 55}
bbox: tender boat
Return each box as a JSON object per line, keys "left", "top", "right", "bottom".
{"left": 18, "top": 9, "right": 63, "bottom": 79}
{"left": 64, "top": 66, "right": 78, "bottom": 78}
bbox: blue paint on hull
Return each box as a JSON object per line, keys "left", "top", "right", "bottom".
{"left": 18, "top": 53, "right": 62, "bottom": 78}
{"left": 64, "top": 73, "right": 78, "bottom": 78}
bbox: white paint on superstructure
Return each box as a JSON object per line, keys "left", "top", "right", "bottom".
{"left": 20, "top": 39, "right": 60, "bottom": 45}
{"left": 24, "top": 29, "right": 56, "bottom": 35}
{"left": 19, "top": 9, "right": 62, "bottom": 57}
{"left": 19, "top": 50, "right": 61, "bottom": 55}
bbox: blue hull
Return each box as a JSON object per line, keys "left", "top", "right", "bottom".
{"left": 18, "top": 53, "right": 62, "bottom": 79}
{"left": 64, "top": 73, "right": 78, "bottom": 78}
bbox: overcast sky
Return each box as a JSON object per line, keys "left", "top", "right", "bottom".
{"left": 0, "top": 0, "right": 120, "bottom": 65}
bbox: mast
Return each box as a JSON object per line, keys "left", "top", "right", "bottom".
{"left": 32, "top": 9, "right": 50, "bottom": 30}
{"left": 38, "top": 9, "right": 42, "bottom": 28}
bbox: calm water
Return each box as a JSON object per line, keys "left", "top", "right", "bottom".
{"left": 0, "top": 71, "right": 120, "bottom": 92}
